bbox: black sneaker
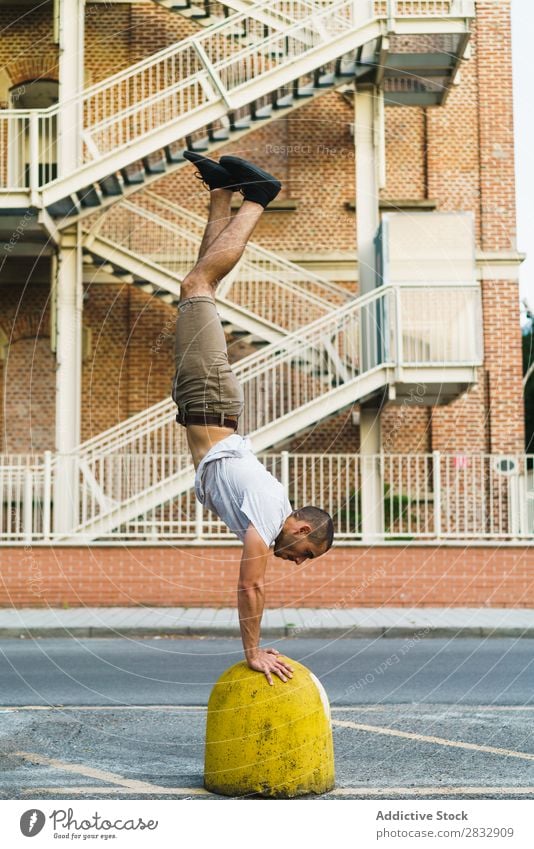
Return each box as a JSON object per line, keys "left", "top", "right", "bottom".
{"left": 183, "top": 150, "right": 239, "bottom": 191}
{"left": 219, "top": 155, "right": 281, "bottom": 208}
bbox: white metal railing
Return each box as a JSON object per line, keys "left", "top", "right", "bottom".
{"left": 2, "top": 451, "right": 531, "bottom": 542}
{"left": 76, "top": 282, "right": 393, "bottom": 459}
{"left": 0, "top": 453, "right": 50, "bottom": 542}
{"left": 393, "top": 282, "right": 482, "bottom": 365}
{"left": 0, "top": 0, "right": 473, "bottom": 191}
{"left": 83, "top": 191, "right": 351, "bottom": 331}
{"left": 72, "top": 279, "right": 479, "bottom": 457}
{"left": 57, "top": 283, "right": 395, "bottom": 534}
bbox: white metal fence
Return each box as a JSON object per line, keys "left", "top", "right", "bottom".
{"left": 1, "top": 451, "right": 532, "bottom": 543}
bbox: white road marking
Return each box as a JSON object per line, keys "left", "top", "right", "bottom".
{"left": 332, "top": 719, "right": 534, "bottom": 761}
{"left": 14, "top": 751, "right": 174, "bottom": 794}
{"left": 22, "top": 786, "right": 213, "bottom": 796}
{"left": 333, "top": 706, "right": 534, "bottom": 712}
{"left": 329, "top": 787, "right": 534, "bottom": 797}
{"left": 0, "top": 705, "right": 208, "bottom": 711}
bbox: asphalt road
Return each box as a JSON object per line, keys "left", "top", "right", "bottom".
{"left": 0, "top": 636, "right": 533, "bottom": 800}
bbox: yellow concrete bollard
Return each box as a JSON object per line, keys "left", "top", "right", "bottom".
{"left": 204, "top": 656, "right": 335, "bottom": 797}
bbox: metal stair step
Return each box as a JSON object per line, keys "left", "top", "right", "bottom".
{"left": 164, "top": 145, "right": 185, "bottom": 164}
{"left": 172, "top": 1, "right": 208, "bottom": 16}
{"left": 252, "top": 103, "right": 273, "bottom": 120}
{"left": 294, "top": 81, "right": 315, "bottom": 98}
{"left": 229, "top": 114, "right": 251, "bottom": 131}
{"left": 90, "top": 257, "right": 114, "bottom": 273}
{"left": 120, "top": 167, "right": 145, "bottom": 186}
{"left": 111, "top": 267, "right": 134, "bottom": 283}
{"left": 229, "top": 329, "right": 252, "bottom": 338}
{"left": 274, "top": 93, "right": 294, "bottom": 109}
{"left": 158, "top": 0, "right": 191, "bottom": 7}
{"left": 221, "top": 321, "right": 244, "bottom": 335}
{"left": 47, "top": 196, "right": 80, "bottom": 217}
{"left": 135, "top": 282, "right": 156, "bottom": 294}
{"left": 315, "top": 72, "right": 336, "bottom": 87}
{"left": 337, "top": 61, "right": 357, "bottom": 77}
{"left": 189, "top": 1, "right": 212, "bottom": 18}
{"left": 77, "top": 185, "right": 102, "bottom": 208}
{"left": 208, "top": 126, "right": 230, "bottom": 141}
{"left": 248, "top": 334, "right": 272, "bottom": 346}
{"left": 98, "top": 174, "right": 123, "bottom": 197}
{"left": 186, "top": 135, "right": 210, "bottom": 151}
{"left": 142, "top": 156, "right": 167, "bottom": 175}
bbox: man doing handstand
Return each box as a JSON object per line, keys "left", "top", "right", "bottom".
{"left": 172, "top": 151, "right": 334, "bottom": 685}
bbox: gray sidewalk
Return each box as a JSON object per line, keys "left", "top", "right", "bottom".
{"left": 0, "top": 607, "right": 533, "bottom": 639}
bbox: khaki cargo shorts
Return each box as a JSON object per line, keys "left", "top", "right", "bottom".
{"left": 171, "top": 296, "right": 245, "bottom": 425}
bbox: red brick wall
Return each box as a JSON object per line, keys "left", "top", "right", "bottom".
{"left": 381, "top": 106, "right": 427, "bottom": 201}
{"left": 2, "top": 337, "right": 55, "bottom": 453}
{"left": 0, "top": 266, "right": 54, "bottom": 453}
{"left": 475, "top": 0, "right": 517, "bottom": 251}
{"left": 1, "top": 545, "right": 531, "bottom": 608}
{"left": 0, "top": 5, "right": 58, "bottom": 98}
{"left": 479, "top": 279, "right": 524, "bottom": 452}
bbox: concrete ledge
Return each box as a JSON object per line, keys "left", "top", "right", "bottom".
{"left": 2, "top": 625, "right": 534, "bottom": 640}
{"left": 229, "top": 198, "right": 298, "bottom": 211}
{"left": 346, "top": 198, "right": 438, "bottom": 211}
{"left": 3, "top": 607, "right": 534, "bottom": 640}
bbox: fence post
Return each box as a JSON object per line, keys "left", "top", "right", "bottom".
{"left": 386, "top": 0, "right": 395, "bottom": 32}
{"left": 433, "top": 450, "right": 441, "bottom": 539}
{"left": 23, "top": 467, "right": 33, "bottom": 544}
{"left": 28, "top": 112, "right": 40, "bottom": 202}
{"left": 281, "top": 450, "right": 290, "bottom": 499}
{"left": 195, "top": 499, "right": 204, "bottom": 541}
{"left": 394, "top": 284, "right": 403, "bottom": 374}
{"left": 43, "top": 450, "right": 52, "bottom": 540}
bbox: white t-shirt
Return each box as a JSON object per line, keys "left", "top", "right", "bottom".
{"left": 194, "top": 434, "right": 293, "bottom": 548}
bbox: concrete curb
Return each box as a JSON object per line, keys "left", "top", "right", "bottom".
{"left": 2, "top": 625, "right": 534, "bottom": 639}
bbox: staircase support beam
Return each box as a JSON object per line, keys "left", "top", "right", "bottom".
{"left": 58, "top": 0, "right": 86, "bottom": 175}
{"left": 359, "top": 403, "right": 384, "bottom": 543}
{"left": 354, "top": 84, "right": 384, "bottom": 542}
{"left": 53, "top": 226, "right": 83, "bottom": 534}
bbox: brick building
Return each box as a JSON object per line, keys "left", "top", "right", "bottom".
{"left": 0, "top": 0, "right": 531, "bottom": 608}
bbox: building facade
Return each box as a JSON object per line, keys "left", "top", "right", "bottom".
{"left": 0, "top": 0, "right": 530, "bottom": 608}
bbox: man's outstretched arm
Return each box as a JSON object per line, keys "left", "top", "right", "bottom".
{"left": 238, "top": 524, "right": 294, "bottom": 686}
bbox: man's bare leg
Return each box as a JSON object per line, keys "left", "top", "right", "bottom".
{"left": 180, "top": 199, "right": 264, "bottom": 302}
{"left": 197, "top": 188, "right": 233, "bottom": 260}
{"left": 179, "top": 195, "right": 265, "bottom": 465}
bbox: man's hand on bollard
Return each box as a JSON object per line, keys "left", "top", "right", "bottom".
{"left": 247, "top": 648, "right": 294, "bottom": 685}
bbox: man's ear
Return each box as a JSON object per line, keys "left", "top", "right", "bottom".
{"left": 297, "top": 523, "right": 312, "bottom": 536}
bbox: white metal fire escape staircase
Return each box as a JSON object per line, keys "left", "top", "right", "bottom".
{"left": 0, "top": 0, "right": 474, "bottom": 226}
{"left": 82, "top": 190, "right": 352, "bottom": 346}
{"left": 61, "top": 274, "right": 481, "bottom": 541}
{"left": 0, "top": 0, "right": 476, "bottom": 541}
{"left": 153, "top": 0, "right": 313, "bottom": 30}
